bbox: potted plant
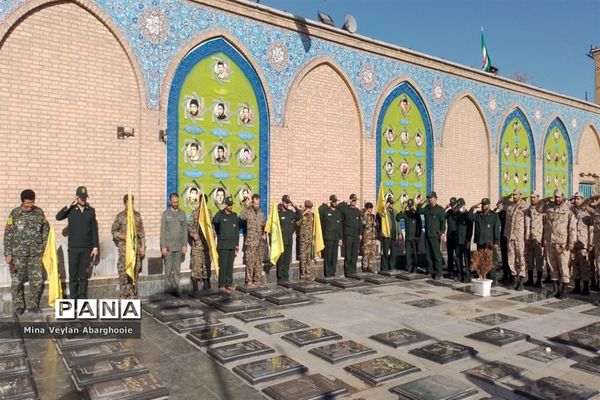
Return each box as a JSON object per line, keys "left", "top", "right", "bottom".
{"left": 470, "top": 241, "right": 494, "bottom": 297}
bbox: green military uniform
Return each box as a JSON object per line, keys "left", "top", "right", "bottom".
{"left": 111, "top": 209, "right": 145, "bottom": 298}
{"left": 298, "top": 203, "right": 315, "bottom": 280}
{"left": 454, "top": 200, "right": 473, "bottom": 282}
{"left": 417, "top": 193, "right": 446, "bottom": 278}
{"left": 379, "top": 204, "right": 399, "bottom": 271}
{"left": 4, "top": 206, "right": 49, "bottom": 313}
{"left": 319, "top": 197, "right": 342, "bottom": 277}
{"left": 397, "top": 204, "right": 422, "bottom": 273}
{"left": 160, "top": 207, "right": 187, "bottom": 294}
{"left": 468, "top": 199, "right": 501, "bottom": 281}
{"left": 240, "top": 204, "right": 265, "bottom": 286}
{"left": 276, "top": 197, "right": 301, "bottom": 282}
{"left": 361, "top": 210, "right": 377, "bottom": 272}
{"left": 338, "top": 195, "right": 362, "bottom": 275}
{"left": 445, "top": 208, "right": 458, "bottom": 274}
{"left": 213, "top": 202, "right": 239, "bottom": 288}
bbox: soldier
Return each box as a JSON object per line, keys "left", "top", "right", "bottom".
{"left": 468, "top": 198, "right": 501, "bottom": 283}
{"left": 240, "top": 194, "right": 265, "bottom": 287}
{"left": 213, "top": 197, "right": 240, "bottom": 292}
{"left": 494, "top": 200, "right": 511, "bottom": 284}
{"left": 378, "top": 196, "right": 399, "bottom": 271}
{"left": 276, "top": 195, "right": 301, "bottom": 282}
{"left": 454, "top": 198, "right": 473, "bottom": 282}
{"left": 160, "top": 193, "right": 187, "bottom": 296}
{"left": 298, "top": 200, "right": 315, "bottom": 281}
{"left": 361, "top": 202, "right": 378, "bottom": 273}
{"left": 397, "top": 199, "right": 422, "bottom": 273}
{"left": 524, "top": 192, "right": 544, "bottom": 287}
{"left": 445, "top": 197, "right": 458, "bottom": 276}
{"left": 536, "top": 189, "right": 575, "bottom": 299}
{"left": 187, "top": 194, "right": 212, "bottom": 291}
{"left": 56, "top": 186, "right": 99, "bottom": 300}
{"left": 319, "top": 195, "right": 343, "bottom": 277}
{"left": 570, "top": 192, "right": 594, "bottom": 295}
{"left": 111, "top": 194, "right": 146, "bottom": 298}
{"left": 338, "top": 194, "right": 362, "bottom": 276}
{"left": 504, "top": 189, "right": 528, "bottom": 290}
{"left": 582, "top": 193, "right": 600, "bottom": 291}
{"left": 4, "top": 189, "right": 49, "bottom": 314}
{"left": 417, "top": 192, "right": 446, "bottom": 279}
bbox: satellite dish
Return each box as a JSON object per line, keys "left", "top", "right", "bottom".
{"left": 342, "top": 15, "right": 357, "bottom": 34}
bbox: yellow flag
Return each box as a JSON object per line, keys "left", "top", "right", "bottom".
{"left": 199, "top": 195, "right": 219, "bottom": 275}
{"left": 312, "top": 207, "right": 325, "bottom": 257}
{"left": 42, "top": 225, "right": 63, "bottom": 307}
{"left": 125, "top": 191, "right": 137, "bottom": 284}
{"left": 264, "top": 202, "right": 284, "bottom": 265}
{"left": 377, "top": 183, "right": 391, "bottom": 238}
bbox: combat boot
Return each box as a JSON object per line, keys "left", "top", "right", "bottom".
{"left": 548, "top": 281, "right": 558, "bottom": 297}
{"left": 570, "top": 279, "right": 581, "bottom": 295}
{"left": 582, "top": 281, "right": 590, "bottom": 296}
{"left": 591, "top": 278, "right": 599, "bottom": 292}
{"left": 190, "top": 277, "right": 199, "bottom": 292}
{"left": 524, "top": 271, "right": 534, "bottom": 286}
{"left": 515, "top": 277, "right": 524, "bottom": 291}
{"left": 556, "top": 283, "right": 567, "bottom": 299}
{"left": 534, "top": 273, "right": 543, "bottom": 288}
{"left": 202, "top": 279, "right": 209, "bottom": 290}
{"left": 543, "top": 270, "right": 552, "bottom": 283}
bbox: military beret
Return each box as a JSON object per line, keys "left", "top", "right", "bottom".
{"left": 481, "top": 198, "right": 491, "bottom": 205}
{"left": 553, "top": 189, "right": 563, "bottom": 197}
{"left": 329, "top": 194, "right": 338, "bottom": 202}
{"left": 282, "top": 195, "right": 291, "bottom": 204}
{"left": 349, "top": 194, "right": 357, "bottom": 201}
{"left": 224, "top": 196, "right": 234, "bottom": 206}
{"left": 304, "top": 200, "right": 313, "bottom": 208}
{"left": 573, "top": 192, "right": 583, "bottom": 199}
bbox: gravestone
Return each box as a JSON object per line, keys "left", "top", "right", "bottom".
{"left": 262, "top": 373, "right": 348, "bottom": 400}
{"left": 344, "top": 355, "right": 420, "bottom": 385}
{"left": 390, "top": 374, "right": 478, "bottom": 400}
{"left": 234, "top": 309, "right": 284, "bottom": 323}
{"left": 369, "top": 329, "right": 431, "bottom": 348}
{"left": 71, "top": 356, "right": 148, "bottom": 391}
{"left": 169, "top": 316, "right": 223, "bottom": 334}
{"left": 462, "top": 360, "right": 526, "bottom": 383}
{"left": 233, "top": 355, "right": 308, "bottom": 385}
{"left": 63, "top": 342, "right": 132, "bottom": 369}
{"left": 186, "top": 325, "right": 248, "bottom": 347}
{"left": 466, "top": 328, "right": 529, "bottom": 346}
{"left": 254, "top": 319, "right": 309, "bottom": 335}
{"left": 84, "top": 372, "right": 169, "bottom": 400}
{"left": 308, "top": 340, "right": 376, "bottom": 364}
{"left": 515, "top": 376, "right": 598, "bottom": 400}
{"left": 409, "top": 341, "right": 477, "bottom": 364}
{"left": 207, "top": 340, "right": 274, "bottom": 364}
{"left": 282, "top": 328, "right": 342, "bottom": 347}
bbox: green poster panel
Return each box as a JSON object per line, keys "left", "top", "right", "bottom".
{"left": 176, "top": 52, "right": 260, "bottom": 217}
{"left": 378, "top": 87, "right": 430, "bottom": 206}
{"left": 543, "top": 120, "right": 571, "bottom": 197}
{"left": 499, "top": 109, "right": 534, "bottom": 196}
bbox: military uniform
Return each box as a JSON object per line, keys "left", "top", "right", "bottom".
{"left": 319, "top": 199, "right": 342, "bottom": 277}
{"left": 583, "top": 198, "right": 600, "bottom": 290}
{"left": 160, "top": 207, "right": 187, "bottom": 294}
{"left": 417, "top": 194, "right": 446, "bottom": 278}
{"left": 298, "top": 208, "right": 315, "bottom": 280}
{"left": 213, "top": 204, "right": 239, "bottom": 289}
{"left": 468, "top": 201, "right": 500, "bottom": 281}
{"left": 397, "top": 204, "right": 422, "bottom": 273}
{"left": 570, "top": 202, "right": 593, "bottom": 294}
{"left": 445, "top": 204, "right": 458, "bottom": 274}
{"left": 240, "top": 204, "right": 265, "bottom": 286}
{"left": 361, "top": 211, "right": 377, "bottom": 272}
{"left": 338, "top": 196, "right": 362, "bottom": 275}
{"left": 187, "top": 207, "right": 212, "bottom": 290}
{"left": 111, "top": 209, "right": 145, "bottom": 298}
{"left": 378, "top": 205, "right": 399, "bottom": 271}
{"left": 276, "top": 198, "right": 301, "bottom": 282}
{"left": 525, "top": 202, "right": 544, "bottom": 285}
{"left": 537, "top": 196, "right": 575, "bottom": 297}
{"left": 454, "top": 203, "right": 473, "bottom": 282}
{"left": 505, "top": 199, "right": 528, "bottom": 279}
{"left": 4, "top": 206, "right": 49, "bottom": 312}
{"left": 496, "top": 207, "right": 510, "bottom": 282}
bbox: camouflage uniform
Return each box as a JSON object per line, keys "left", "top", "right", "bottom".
{"left": 505, "top": 200, "right": 528, "bottom": 278}
{"left": 538, "top": 200, "right": 575, "bottom": 284}
{"left": 298, "top": 212, "right": 314, "bottom": 280}
{"left": 188, "top": 207, "right": 212, "bottom": 281}
{"left": 361, "top": 211, "right": 377, "bottom": 272}
{"left": 583, "top": 202, "right": 600, "bottom": 287}
{"left": 525, "top": 205, "right": 544, "bottom": 274}
{"left": 570, "top": 206, "right": 593, "bottom": 282}
{"left": 4, "top": 206, "right": 49, "bottom": 311}
{"left": 240, "top": 205, "right": 265, "bottom": 285}
{"left": 111, "top": 210, "right": 145, "bottom": 298}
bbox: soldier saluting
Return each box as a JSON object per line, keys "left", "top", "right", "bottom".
{"left": 397, "top": 199, "right": 422, "bottom": 273}
{"left": 4, "top": 189, "right": 49, "bottom": 314}
{"left": 337, "top": 194, "right": 362, "bottom": 276}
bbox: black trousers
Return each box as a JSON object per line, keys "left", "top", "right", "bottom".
{"left": 323, "top": 240, "right": 338, "bottom": 277}
{"left": 456, "top": 243, "right": 471, "bottom": 280}
{"left": 446, "top": 236, "right": 457, "bottom": 272}
{"left": 68, "top": 248, "right": 92, "bottom": 300}
{"left": 380, "top": 238, "right": 397, "bottom": 271}
{"left": 276, "top": 243, "right": 293, "bottom": 282}
{"left": 500, "top": 237, "right": 509, "bottom": 277}
{"left": 425, "top": 237, "right": 443, "bottom": 277}
{"left": 343, "top": 236, "right": 359, "bottom": 275}
{"left": 405, "top": 238, "right": 418, "bottom": 272}
{"left": 218, "top": 249, "right": 235, "bottom": 287}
